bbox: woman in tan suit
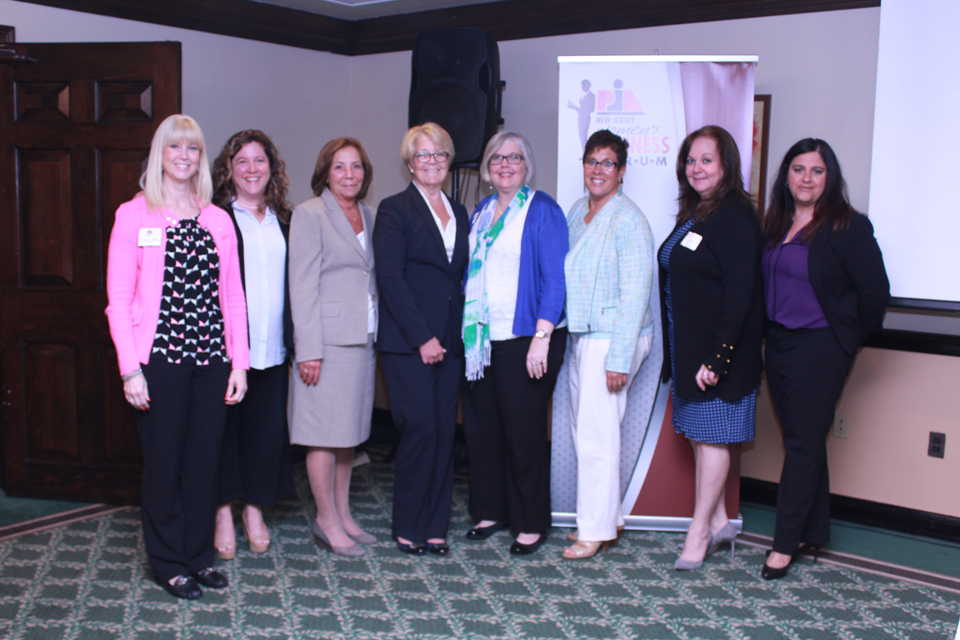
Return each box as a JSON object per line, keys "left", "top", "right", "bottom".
{"left": 289, "top": 138, "right": 377, "bottom": 557}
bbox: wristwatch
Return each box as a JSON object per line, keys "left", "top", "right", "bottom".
{"left": 535, "top": 329, "right": 551, "bottom": 339}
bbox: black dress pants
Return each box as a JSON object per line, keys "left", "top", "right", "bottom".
{"left": 380, "top": 350, "right": 462, "bottom": 544}
{"left": 137, "top": 355, "right": 231, "bottom": 583}
{"left": 217, "top": 363, "right": 294, "bottom": 507}
{"left": 461, "top": 329, "right": 567, "bottom": 534}
{"left": 765, "top": 325, "right": 853, "bottom": 555}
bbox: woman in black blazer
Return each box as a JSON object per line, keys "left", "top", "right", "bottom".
{"left": 760, "top": 139, "right": 888, "bottom": 580}
{"left": 658, "top": 126, "right": 764, "bottom": 571}
{"left": 373, "top": 123, "right": 469, "bottom": 556}
{"left": 210, "top": 130, "right": 295, "bottom": 561}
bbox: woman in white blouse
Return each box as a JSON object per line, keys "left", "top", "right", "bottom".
{"left": 211, "top": 130, "right": 295, "bottom": 560}
{"left": 288, "top": 138, "right": 378, "bottom": 557}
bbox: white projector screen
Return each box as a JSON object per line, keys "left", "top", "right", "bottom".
{"left": 869, "top": 0, "right": 960, "bottom": 310}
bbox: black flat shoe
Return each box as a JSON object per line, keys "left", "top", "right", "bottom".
{"left": 161, "top": 574, "right": 202, "bottom": 600}
{"left": 466, "top": 520, "right": 509, "bottom": 540}
{"left": 426, "top": 542, "right": 450, "bottom": 556}
{"left": 192, "top": 568, "right": 228, "bottom": 589}
{"left": 510, "top": 531, "right": 547, "bottom": 555}
{"left": 395, "top": 540, "right": 426, "bottom": 555}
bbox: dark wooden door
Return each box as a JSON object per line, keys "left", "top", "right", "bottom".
{"left": 0, "top": 42, "right": 181, "bottom": 504}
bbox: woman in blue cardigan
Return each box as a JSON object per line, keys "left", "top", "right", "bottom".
{"left": 461, "top": 132, "right": 568, "bottom": 555}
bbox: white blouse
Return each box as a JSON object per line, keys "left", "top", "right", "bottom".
{"left": 233, "top": 202, "right": 287, "bottom": 369}
{"left": 414, "top": 182, "right": 457, "bottom": 263}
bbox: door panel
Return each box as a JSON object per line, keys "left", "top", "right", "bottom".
{"left": 0, "top": 42, "right": 181, "bottom": 504}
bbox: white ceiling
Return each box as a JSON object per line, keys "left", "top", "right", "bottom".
{"left": 250, "top": 0, "right": 509, "bottom": 20}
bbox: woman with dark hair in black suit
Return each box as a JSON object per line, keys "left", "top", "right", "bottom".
{"left": 210, "top": 130, "right": 295, "bottom": 561}
{"left": 761, "top": 139, "right": 888, "bottom": 580}
{"left": 373, "top": 123, "right": 469, "bottom": 556}
{"left": 658, "top": 125, "right": 765, "bottom": 571}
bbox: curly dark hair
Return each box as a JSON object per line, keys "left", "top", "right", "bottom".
{"left": 310, "top": 137, "right": 373, "bottom": 201}
{"left": 212, "top": 130, "right": 291, "bottom": 223}
{"left": 583, "top": 129, "right": 629, "bottom": 167}
{"left": 764, "top": 138, "right": 853, "bottom": 246}
{"left": 676, "top": 125, "right": 753, "bottom": 224}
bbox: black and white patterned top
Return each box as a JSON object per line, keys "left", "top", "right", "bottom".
{"left": 151, "top": 217, "right": 228, "bottom": 365}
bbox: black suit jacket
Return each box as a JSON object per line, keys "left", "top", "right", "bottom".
{"left": 805, "top": 212, "right": 889, "bottom": 356}
{"left": 658, "top": 193, "right": 765, "bottom": 401}
{"left": 373, "top": 182, "right": 469, "bottom": 355}
{"left": 222, "top": 202, "right": 295, "bottom": 357}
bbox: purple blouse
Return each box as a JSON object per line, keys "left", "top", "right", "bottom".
{"left": 762, "top": 240, "right": 828, "bottom": 329}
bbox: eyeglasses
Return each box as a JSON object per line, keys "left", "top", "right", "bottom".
{"left": 583, "top": 159, "right": 619, "bottom": 171}
{"left": 489, "top": 153, "right": 524, "bottom": 165}
{"left": 413, "top": 152, "right": 450, "bottom": 163}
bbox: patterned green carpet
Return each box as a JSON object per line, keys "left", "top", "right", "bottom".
{"left": 1, "top": 461, "right": 957, "bottom": 640}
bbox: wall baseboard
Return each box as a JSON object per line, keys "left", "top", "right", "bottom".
{"left": 741, "top": 478, "right": 960, "bottom": 543}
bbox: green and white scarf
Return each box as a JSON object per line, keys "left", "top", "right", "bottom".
{"left": 463, "top": 185, "right": 531, "bottom": 381}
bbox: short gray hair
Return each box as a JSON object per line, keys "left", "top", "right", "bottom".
{"left": 480, "top": 131, "right": 536, "bottom": 185}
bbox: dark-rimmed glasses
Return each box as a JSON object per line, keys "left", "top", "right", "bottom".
{"left": 583, "top": 159, "right": 619, "bottom": 171}
{"left": 490, "top": 153, "right": 524, "bottom": 165}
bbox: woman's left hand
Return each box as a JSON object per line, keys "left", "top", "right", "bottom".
{"left": 225, "top": 369, "right": 248, "bottom": 405}
{"left": 695, "top": 365, "right": 719, "bottom": 391}
{"left": 606, "top": 371, "right": 628, "bottom": 393}
{"left": 526, "top": 336, "right": 550, "bottom": 379}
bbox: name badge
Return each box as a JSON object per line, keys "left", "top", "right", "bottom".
{"left": 138, "top": 228, "right": 163, "bottom": 247}
{"left": 680, "top": 231, "right": 702, "bottom": 251}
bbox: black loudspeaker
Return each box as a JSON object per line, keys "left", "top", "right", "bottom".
{"left": 409, "top": 28, "right": 502, "bottom": 168}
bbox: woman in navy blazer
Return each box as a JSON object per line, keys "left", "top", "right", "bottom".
{"left": 373, "top": 123, "right": 469, "bottom": 556}
{"left": 760, "top": 139, "right": 888, "bottom": 580}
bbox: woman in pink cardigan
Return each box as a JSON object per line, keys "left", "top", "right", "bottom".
{"left": 105, "top": 114, "right": 249, "bottom": 601}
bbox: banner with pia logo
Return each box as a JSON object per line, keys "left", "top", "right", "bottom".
{"left": 551, "top": 56, "right": 757, "bottom": 532}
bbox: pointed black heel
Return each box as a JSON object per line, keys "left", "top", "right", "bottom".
{"left": 761, "top": 544, "right": 821, "bottom": 580}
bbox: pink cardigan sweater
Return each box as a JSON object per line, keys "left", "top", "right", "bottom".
{"left": 105, "top": 195, "right": 250, "bottom": 376}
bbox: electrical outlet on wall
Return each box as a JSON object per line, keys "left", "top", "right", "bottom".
{"left": 833, "top": 413, "right": 849, "bottom": 439}
{"left": 928, "top": 432, "right": 945, "bottom": 458}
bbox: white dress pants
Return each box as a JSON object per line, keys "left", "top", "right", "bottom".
{"left": 568, "top": 333, "right": 653, "bottom": 541}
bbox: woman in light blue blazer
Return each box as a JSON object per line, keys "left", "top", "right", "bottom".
{"left": 563, "top": 130, "right": 654, "bottom": 560}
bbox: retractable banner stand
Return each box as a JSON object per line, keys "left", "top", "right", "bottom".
{"left": 552, "top": 56, "right": 757, "bottom": 532}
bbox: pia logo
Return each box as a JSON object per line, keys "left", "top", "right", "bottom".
{"left": 597, "top": 80, "right": 643, "bottom": 115}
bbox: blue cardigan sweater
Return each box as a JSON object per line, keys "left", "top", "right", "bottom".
{"left": 470, "top": 190, "right": 569, "bottom": 335}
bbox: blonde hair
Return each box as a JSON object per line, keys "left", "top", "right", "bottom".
{"left": 400, "top": 123, "right": 455, "bottom": 166}
{"left": 140, "top": 114, "right": 212, "bottom": 212}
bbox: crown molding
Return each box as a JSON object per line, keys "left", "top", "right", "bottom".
{"left": 15, "top": 0, "right": 880, "bottom": 56}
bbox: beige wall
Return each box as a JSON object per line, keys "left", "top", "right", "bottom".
{"left": 351, "top": 9, "right": 881, "bottom": 215}
{"left": 7, "top": 1, "right": 958, "bottom": 518}
{"left": 744, "top": 349, "right": 960, "bottom": 519}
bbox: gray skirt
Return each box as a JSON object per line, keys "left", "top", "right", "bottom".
{"left": 288, "top": 334, "right": 375, "bottom": 448}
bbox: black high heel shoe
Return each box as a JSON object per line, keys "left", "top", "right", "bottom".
{"left": 761, "top": 544, "right": 820, "bottom": 580}
{"left": 425, "top": 541, "right": 450, "bottom": 556}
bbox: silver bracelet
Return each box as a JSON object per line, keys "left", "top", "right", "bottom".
{"left": 121, "top": 368, "right": 143, "bottom": 382}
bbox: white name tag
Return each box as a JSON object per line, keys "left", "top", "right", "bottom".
{"left": 680, "top": 231, "right": 702, "bottom": 251}
{"left": 138, "top": 228, "right": 163, "bottom": 247}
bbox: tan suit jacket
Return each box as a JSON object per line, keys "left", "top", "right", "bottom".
{"left": 288, "top": 189, "right": 377, "bottom": 362}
